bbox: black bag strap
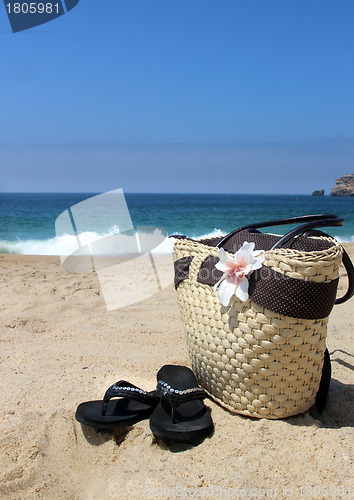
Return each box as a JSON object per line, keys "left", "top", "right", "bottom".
{"left": 336, "top": 248, "right": 354, "bottom": 304}
{"left": 216, "top": 214, "right": 343, "bottom": 248}
{"left": 315, "top": 348, "right": 331, "bottom": 414}
{"left": 216, "top": 214, "right": 354, "bottom": 305}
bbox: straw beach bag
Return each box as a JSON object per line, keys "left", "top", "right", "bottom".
{"left": 174, "top": 215, "right": 354, "bottom": 419}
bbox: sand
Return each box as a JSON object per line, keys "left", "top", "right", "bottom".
{"left": 0, "top": 246, "right": 353, "bottom": 499}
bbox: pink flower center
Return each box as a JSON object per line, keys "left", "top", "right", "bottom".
{"left": 225, "top": 261, "right": 246, "bottom": 281}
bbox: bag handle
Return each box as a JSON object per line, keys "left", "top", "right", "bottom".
{"left": 216, "top": 214, "right": 343, "bottom": 248}
{"left": 216, "top": 214, "right": 354, "bottom": 305}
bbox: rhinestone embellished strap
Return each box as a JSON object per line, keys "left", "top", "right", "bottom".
{"left": 101, "top": 380, "right": 159, "bottom": 416}
{"left": 156, "top": 380, "right": 207, "bottom": 404}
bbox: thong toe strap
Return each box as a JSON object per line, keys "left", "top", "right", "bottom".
{"left": 102, "top": 380, "right": 159, "bottom": 416}
{"left": 156, "top": 380, "right": 208, "bottom": 423}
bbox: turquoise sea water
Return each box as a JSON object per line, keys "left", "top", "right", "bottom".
{"left": 0, "top": 193, "right": 353, "bottom": 254}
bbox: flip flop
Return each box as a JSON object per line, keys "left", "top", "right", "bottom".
{"left": 75, "top": 380, "right": 159, "bottom": 429}
{"left": 149, "top": 365, "right": 214, "bottom": 443}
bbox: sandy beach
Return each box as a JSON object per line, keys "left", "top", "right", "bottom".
{"left": 0, "top": 245, "right": 353, "bottom": 499}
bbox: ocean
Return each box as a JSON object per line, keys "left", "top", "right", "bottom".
{"left": 0, "top": 192, "right": 353, "bottom": 255}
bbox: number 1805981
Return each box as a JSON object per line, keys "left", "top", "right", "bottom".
{"left": 6, "top": 3, "right": 60, "bottom": 14}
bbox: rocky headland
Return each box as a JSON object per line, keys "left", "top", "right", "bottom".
{"left": 330, "top": 174, "right": 354, "bottom": 196}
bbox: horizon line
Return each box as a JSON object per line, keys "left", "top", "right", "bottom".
{"left": 0, "top": 191, "right": 338, "bottom": 196}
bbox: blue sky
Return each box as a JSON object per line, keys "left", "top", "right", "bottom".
{"left": 1, "top": 0, "right": 353, "bottom": 193}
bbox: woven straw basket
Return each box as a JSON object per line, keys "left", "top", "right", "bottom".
{"left": 174, "top": 215, "right": 351, "bottom": 419}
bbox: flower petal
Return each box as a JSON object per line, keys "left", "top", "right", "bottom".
{"left": 251, "top": 257, "right": 264, "bottom": 271}
{"left": 215, "top": 261, "right": 228, "bottom": 272}
{"left": 218, "top": 247, "right": 233, "bottom": 266}
{"left": 213, "top": 273, "right": 226, "bottom": 291}
{"left": 218, "top": 280, "right": 236, "bottom": 307}
{"left": 234, "top": 241, "right": 255, "bottom": 263}
{"left": 243, "top": 264, "right": 253, "bottom": 275}
{"left": 235, "top": 276, "right": 249, "bottom": 302}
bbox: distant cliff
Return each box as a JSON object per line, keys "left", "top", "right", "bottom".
{"left": 312, "top": 189, "right": 324, "bottom": 196}
{"left": 330, "top": 174, "right": 354, "bottom": 196}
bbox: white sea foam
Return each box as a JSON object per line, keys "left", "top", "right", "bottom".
{"left": 0, "top": 237, "right": 61, "bottom": 255}
{"left": 0, "top": 228, "right": 175, "bottom": 256}
{"left": 194, "top": 228, "right": 225, "bottom": 240}
{"left": 1, "top": 228, "right": 353, "bottom": 256}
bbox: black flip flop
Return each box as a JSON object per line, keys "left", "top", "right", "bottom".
{"left": 149, "top": 365, "right": 213, "bottom": 443}
{"left": 75, "top": 380, "right": 159, "bottom": 429}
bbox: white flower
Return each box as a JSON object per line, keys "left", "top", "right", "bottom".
{"left": 213, "top": 241, "right": 264, "bottom": 306}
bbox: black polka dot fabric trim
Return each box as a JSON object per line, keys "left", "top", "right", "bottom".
{"left": 191, "top": 255, "right": 339, "bottom": 319}
{"left": 174, "top": 256, "right": 193, "bottom": 288}
{"left": 247, "top": 268, "right": 339, "bottom": 319}
{"left": 197, "top": 256, "right": 223, "bottom": 285}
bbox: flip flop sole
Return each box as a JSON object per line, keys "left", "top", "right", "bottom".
{"left": 150, "top": 416, "right": 214, "bottom": 443}
{"left": 75, "top": 398, "right": 155, "bottom": 429}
